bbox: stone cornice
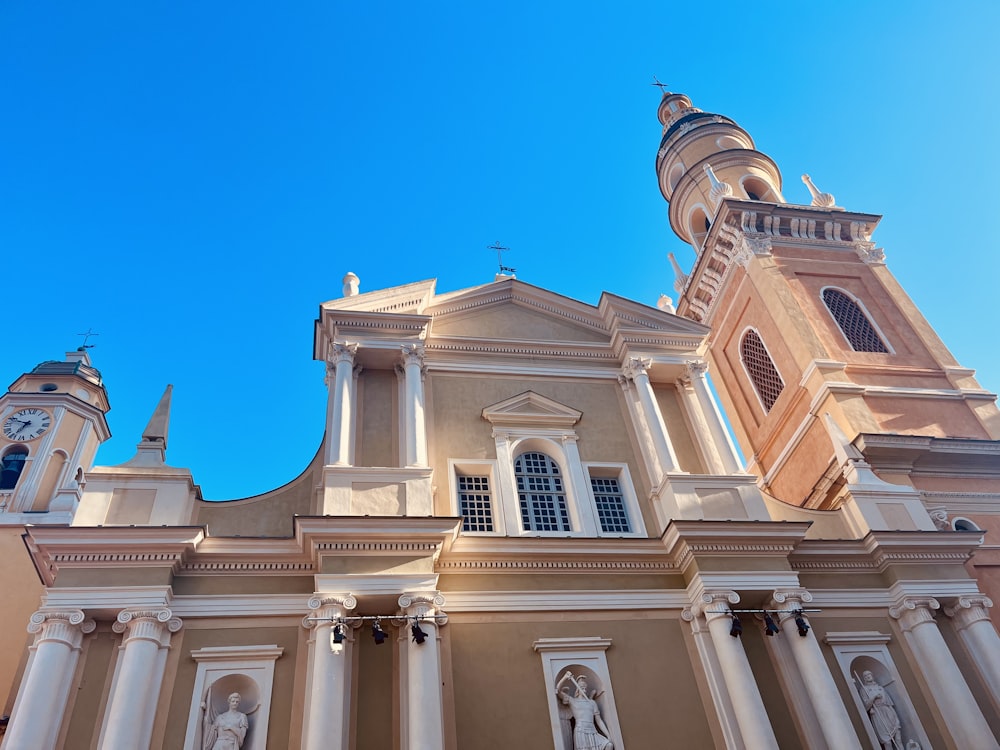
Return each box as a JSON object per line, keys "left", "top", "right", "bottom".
{"left": 789, "top": 531, "right": 981, "bottom": 572}
{"left": 440, "top": 536, "right": 673, "bottom": 573}
{"left": 662, "top": 520, "right": 811, "bottom": 573}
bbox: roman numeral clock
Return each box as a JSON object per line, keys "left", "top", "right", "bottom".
{"left": 2, "top": 408, "right": 52, "bottom": 442}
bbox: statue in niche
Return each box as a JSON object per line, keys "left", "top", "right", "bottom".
{"left": 201, "top": 690, "right": 259, "bottom": 750}
{"left": 556, "top": 671, "right": 614, "bottom": 750}
{"left": 854, "top": 670, "right": 903, "bottom": 750}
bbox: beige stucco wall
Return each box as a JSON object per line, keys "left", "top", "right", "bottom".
{"left": 0, "top": 526, "right": 42, "bottom": 713}
{"left": 358, "top": 369, "right": 397, "bottom": 468}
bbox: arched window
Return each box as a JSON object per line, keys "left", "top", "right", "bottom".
{"left": 740, "top": 330, "right": 785, "bottom": 411}
{"left": 514, "top": 451, "right": 571, "bottom": 532}
{"left": 953, "top": 518, "right": 981, "bottom": 532}
{"left": 1, "top": 446, "right": 29, "bottom": 490}
{"left": 822, "top": 289, "right": 889, "bottom": 353}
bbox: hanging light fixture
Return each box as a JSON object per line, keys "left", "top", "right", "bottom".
{"left": 411, "top": 620, "right": 428, "bottom": 644}
{"left": 729, "top": 613, "right": 742, "bottom": 638}
{"left": 763, "top": 611, "right": 780, "bottom": 636}
{"left": 371, "top": 618, "right": 387, "bottom": 645}
{"left": 794, "top": 611, "right": 810, "bottom": 637}
{"left": 332, "top": 622, "right": 345, "bottom": 645}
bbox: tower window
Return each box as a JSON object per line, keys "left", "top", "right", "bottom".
{"left": 515, "top": 451, "right": 571, "bottom": 532}
{"left": 1, "top": 446, "right": 29, "bottom": 490}
{"left": 822, "top": 289, "right": 889, "bottom": 353}
{"left": 740, "top": 330, "right": 785, "bottom": 412}
{"left": 457, "top": 474, "right": 494, "bottom": 532}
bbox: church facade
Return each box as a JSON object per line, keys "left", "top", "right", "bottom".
{"left": 2, "top": 91, "right": 1000, "bottom": 749}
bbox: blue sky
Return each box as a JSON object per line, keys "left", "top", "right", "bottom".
{"left": 3, "top": 2, "right": 998, "bottom": 499}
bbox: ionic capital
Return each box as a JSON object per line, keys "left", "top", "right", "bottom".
{"left": 889, "top": 596, "right": 940, "bottom": 631}
{"left": 304, "top": 593, "right": 357, "bottom": 627}
{"left": 112, "top": 608, "right": 182, "bottom": 644}
{"left": 695, "top": 590, "right": 740, "bottom": 623}
{"left": 26, "top": 609, "right": 96, "bottom": 648}
{"left": 767, "top": 589, "right": 813, "bottom": 624}
{"left": 685, "top": 360, "right": 710, "bottom": 378}
{"left": 944, "top": 595, "right": 994, "bottom": 631}
{"left": 398, "top": 591, "right": 447, "bottom": 626}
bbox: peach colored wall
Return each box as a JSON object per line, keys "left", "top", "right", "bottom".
{"left": 0, "top": 526, "right": 43, "bottom": 713}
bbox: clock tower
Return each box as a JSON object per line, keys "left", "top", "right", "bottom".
{"left": 0, "top": 348, "right": 111, "bottom": 523}
{"left": 654, "top": 89, "right": 1000, "bottom": 512}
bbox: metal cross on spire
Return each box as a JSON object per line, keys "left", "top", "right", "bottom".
{"left": 487, "top": 241, "right": 516, "bottom": 274}
{"left": 76, "top": 328, "right": 100, "bottom": 348}
{"left": 651, "top": 76, "right": 670, "bottom": 94}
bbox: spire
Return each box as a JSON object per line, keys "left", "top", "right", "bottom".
{"left": 801, "top": 174, "right": 840, "bottom": 209}
{"left": 124, "top": 385, "right": 173, "bottom": 467}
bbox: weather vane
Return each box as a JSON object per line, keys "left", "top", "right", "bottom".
{"left": 651, "top": 76, "right": 669, "bottom": 93}
{"left": 488, "top": 241, "right": 515, "bottom": 274}
{"left": 76, "top": 328, "right": 99, "bottom": 349}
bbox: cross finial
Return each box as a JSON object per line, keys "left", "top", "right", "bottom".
{"left": 76, "top": 328, "right": 99, "bottom": 349}
{"left": 487, "top": 241, "right": 515, "bottom": 274}
{"left": 651, "top": 76, "right": 670, "bottom": 94}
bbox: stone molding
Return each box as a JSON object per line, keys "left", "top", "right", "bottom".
{"left": 943, "top": 595, "right": 994, "bottom": 631}
{"left": 889, "top": 596, "right": 940, "bottom": 631}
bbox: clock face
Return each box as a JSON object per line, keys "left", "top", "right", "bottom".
{"left": 2, "top": 408, "right": 52, "bottom": 442}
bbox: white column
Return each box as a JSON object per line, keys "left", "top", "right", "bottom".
{"left": 698, "top": 591, "right": 779, "bottom": 749}
{"left": 400, "top": 344, "right": 428, "bottom": 468}
{"left": 769, "top": 590, "right": 861, "bottom": 750}
{"left": 99, "top": 609, "right": 181, "bottom": 750}
{"left": 621, "top": 357, "right": 680, "bottom": 474}
{"left": 325, "top": 342, "right": 358, "bottom": 466}
{"left": 676, "top": 374, "right": 727, "bottom": 474}
{"left": 398, "top": 592, "right": 447, "bottom": 750}
{"left": 560, "top": 434, "right": 600, "bottom": 535}
{"left": 890, "top": 596, "right": 999, "bottom": 749}
{"left": 302, "top": 594, "right": 357, "bottom": 750}
{"left": 2, "top": 610, "right": 95, "bottom": 750}
{"left": 618, "top": 374, "right": 662, "bottom": 481}
{"left": 685, "top": 361, "right": 742, "bottom": 474}
{"left": 944, "top": 595, "right": 1000, "bottom": 709}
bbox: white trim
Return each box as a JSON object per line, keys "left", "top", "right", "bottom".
{"left": 583, "top": 461, "right": 647, "bottom": 538}
{"left": 819, "top": 285, "right": 895, "bottom": 355}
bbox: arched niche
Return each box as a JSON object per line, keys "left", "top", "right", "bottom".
{"left": 183, "top": 645, "right": 283, "bottom": 750}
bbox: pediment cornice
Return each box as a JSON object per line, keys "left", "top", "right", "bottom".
{"left": 481, "top": 390, "right": 583, "bottom": 428}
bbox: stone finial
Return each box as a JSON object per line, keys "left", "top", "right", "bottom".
{"left": 656, "top": 294, "right": 675, "bottom": 313}
{"left": 704, "top": 164, "right": 734, "bottom": 207}
{"left": 668, "top": 252, "right": 689, "bottom": 293}
{"left": 801, "top": 174, "right": 839, "bottom": 209}
{"left": 122, "top": 385, "right": 174, "bottom": 466}
{"left": 342, "top": 272, "right": 360, "bottom": 297}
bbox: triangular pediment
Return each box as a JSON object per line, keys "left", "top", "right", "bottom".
{"left": 481, "top": 391, "right": 582, "bottom": 428}
{"left": 427, "top": 279, "right": 609, "bottom": 344}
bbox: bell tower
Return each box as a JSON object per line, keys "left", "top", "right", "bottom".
{"left": 654, "top": 89, "right": 1000, "bottom": 509}
{"left": 0, "top": 348, "right": 111, "bottom": 522}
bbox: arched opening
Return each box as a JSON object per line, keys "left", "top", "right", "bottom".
{"left": 740, "top": 330, "right": 785, "bottom": 412}
{"left": 667, "top": 162, "right": 685, "bottom": 192}
{"left": 514, "top": 451, "right": 571, "bottom": 532}
{"left": 822, "top": 288, "right": 890, "bottom": 353}
{"left": 953, "top": 517, "right": 981, "bottom": 532}
{"left": 1, "top": 446, "right": 29, "bottom": 490}
{"left": 742, "top": 176, "right": 776, "bottom": 202}
{"left": 689, "top": 207, "right": 711, "bottom": 248}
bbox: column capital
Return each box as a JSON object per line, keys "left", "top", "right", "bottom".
{"left": 694, "top": 590, "right": 740, "bottom": 622}
{"left": 889, "top": 596, "right": 940, "bottom": 631}
{"left": 767, "top": 589, "right": 814, "bottom": 623}
{"left": 112, "top": 608, "right": 182, "bottom": 642}
{"left": 685, "top": 359, "right": 710, "bottom": 377}
{"left": 27, "top": 609, "right": 96, "bottom": 646}
{"left": 329, "top": 341, "right": 359, "bottom": 365}
{"left": 944, "top": 595, "right": 994, "bottom": 630}
{"left": 400, "top": 343, "right": 426, "bottom": 368}
{"left": 305, "top": 593, "right": 357, "bottom": 626}
{"left": 621, "top": 356, "right": 652, "bottom": 381}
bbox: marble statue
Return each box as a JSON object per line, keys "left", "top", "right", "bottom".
{"left": 202, "top": 691, "right": 251, "bottom": 750}
{"left": 855, "top": 670, "right": 903, "bottom": 750}
{"left": 556, "top": 671, "right": 614, "bottom": 750}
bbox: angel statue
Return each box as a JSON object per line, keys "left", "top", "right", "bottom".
{"left": 556, "top": 671, "right": 614, "bottom": 750}
{"left": 201, "top": 687, "right": 260, "bottom": 750}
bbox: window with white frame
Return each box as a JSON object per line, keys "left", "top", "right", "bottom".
{"left": 457, "top": 474, "right": 495, "bottom": 532}
{"left": 589, "top": 474, "right": 631, "bottom": 533}
{"left": 515, "top": 451, "right": 571, "bottom": 532}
